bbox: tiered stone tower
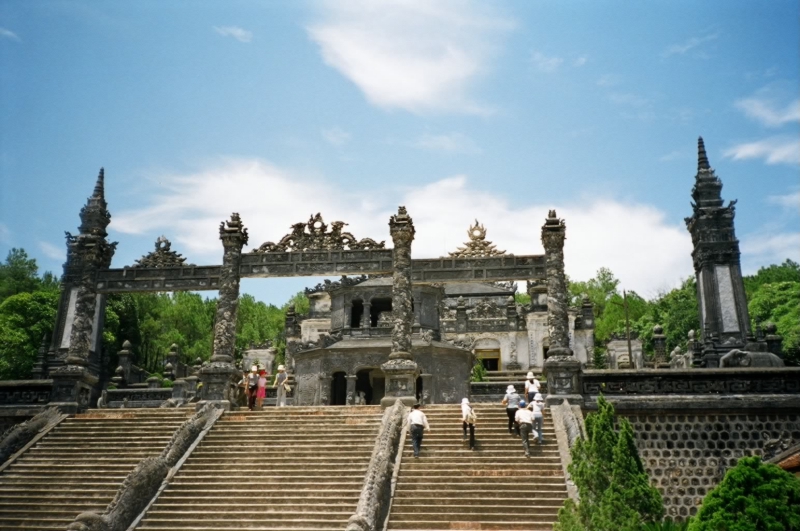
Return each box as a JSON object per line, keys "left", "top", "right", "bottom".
{"left": 685, "top": 137, "right": 751, "bottom": 367}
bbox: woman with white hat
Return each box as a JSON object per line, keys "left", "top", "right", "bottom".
{"left": 524, "top": 372, "right": 541, "bottom": 403}
{"left": 274, "top": 364, "right": 288, "bottom": 407}
{"left": 461, "top": 398, "right": 476, "bottom": 450}
{"left": 501, "top": 385, "right": 521, "bottom": 436}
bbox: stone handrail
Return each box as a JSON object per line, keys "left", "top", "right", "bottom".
{"left": 581, "top": 367, "right": 800, "bottom": 396}
{"left": 0, "top": 379, "right": 54, "bottom": 407}
{"left": 549, "top": 400, "right": 584, "bottom": 503}
{"left": 105, "top": 388, "right": 173, "bottom": 408}
{"left": 0, "top": 407, "right": 64, "bottom": 466}
{"left": 346, "top": 399, "right": 407, "bottom": 531}
{"left": 65, "top": 403, "right": 223, "bottom": 531}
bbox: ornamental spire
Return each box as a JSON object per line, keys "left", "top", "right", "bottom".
{"left": 697, "top": 137, "right": 710, "bottom": 172}
{"left": 93, "top": 167, "right": 105, "bottom": 200}
{"left": 78, "top": 167, "right": 111, "bottom": 237}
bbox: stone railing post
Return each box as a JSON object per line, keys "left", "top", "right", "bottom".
{"left": 381, "top": 207, "right": 419, "bottom": 408}
{"left": 653, "top": 325, "right": 667, "bottom": 367}
{"left": 361, "top": 301, "right": 372, "bottom": 329}
{"left": 199, "top": 213, "right": 248, "bottom": 410}
{"left": 764, "top": 323, "right": 783, "bottom": 359}
{"left": 541, "top": 210, "right": 582, "bottom": 404}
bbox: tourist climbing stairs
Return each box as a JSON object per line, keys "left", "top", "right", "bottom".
{"left": 135, "top": 406, "right": 383, "bottom": 530}
{"left": 387, "top": 404, "right": 567, "bottom": 530}
{"left": 0, "top": 409, "right": 193, "bottom": 531}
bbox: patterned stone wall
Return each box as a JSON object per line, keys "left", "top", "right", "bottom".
{"left": 625, "top": 410, "right": 800, "bottom": 519}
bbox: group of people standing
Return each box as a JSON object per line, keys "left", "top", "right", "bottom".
{"left": 241, "top": 364, "right": 289, "bottom": 409}
{"left": 408, "top": 371, "right": 545, "bottom": 458}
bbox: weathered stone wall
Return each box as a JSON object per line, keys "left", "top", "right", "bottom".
{"left": 625, "top": 410, "right": 800, "bottom": 519}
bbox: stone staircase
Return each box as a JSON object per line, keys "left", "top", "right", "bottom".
{"left": 135, "top": 406, "right": 384, "bottom": 530}
{"left": 388, "top": 404, "right": 567, "bottom": 530}
{"left": 471, "top": 370, "right": 547, "bottom": 403}
{"left": 0, "top": 409, "right": 193, "bottom": 531}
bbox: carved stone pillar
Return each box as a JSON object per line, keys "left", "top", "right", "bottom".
{"left": 506, "top": 331, "right": 521, "bottom": 371}
{"left": 764, "top": 323, "right": 783, "bottom": 359}
{"left": 345, "top": 375, "right": 358, "bottom": 405}
{"left": 381, "top": 206, "right": 419, "bottom": 408}
{"left": 688, "top": 330, "right": 703, "bottom": 368}
{"left": 455, "top": 297, "right": 468, "bottom": 333}
{"left": 200, "top": 213, "right": 248, "bottom": 410}
{"left": 541, "top": 210, "right": 570, "bottom": 356}
{"left": 361, "top": 302, "right": 372, "bottom": 329}
{"left": 653, "top": 325, "right": 667, "bottom": 367}
{"left": 541, "top": 210, "right": 581, "bottom": 403}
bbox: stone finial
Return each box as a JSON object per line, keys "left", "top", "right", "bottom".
{"left": 219, "top": 212, "right": 249, "bottom": 247}
{"left": 697, "top": 137, "right": 710, "bottom": 171}
{"left": 93, "top": 167, "right": 105, "bottom": 199}
{"left": 688, "top": 329, "right": 696, "bottom": 341}
{"left": 653, "top": 324, "right": 664, "bottom": 335}
{"left": 122, "top": 340, "right": 132, "bottom": 349}
{"left": 448, "top": 220, "right": 506, "bottom": 258}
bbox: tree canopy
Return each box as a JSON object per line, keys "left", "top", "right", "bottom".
{"left": 687, "top": 456, "right": 800, "bottom": 531}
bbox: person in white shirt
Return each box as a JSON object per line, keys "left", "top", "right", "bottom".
{"left": 524, "top": 372, "right": 541, "bottom": 403}
{"left": 461, "top": 398, "right": 476, "bottom": 450}
{"left": 514, "top": 401, "right": 534, "bottom": 458}
{"left": 532, "top": 393, "right": 545, "bottom": 444}
{"left": 408, "top": 403, "right": 430, "bottom": 458}
{"left": 502, "top": 385, "right": 522, "bottom": 436}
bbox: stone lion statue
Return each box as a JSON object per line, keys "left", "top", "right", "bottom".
{"left": 720, "top": 349, "right": 784, "bottom": 368}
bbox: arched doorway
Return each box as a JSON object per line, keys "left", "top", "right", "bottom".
{"left": 356, "top": 368, "right": 385, "bottom": 405}
{"left": 350, "top": 300, "right": 364, "bottom": 328}
{"left": 330, "top": 371, "right": 347, "bottom": 405}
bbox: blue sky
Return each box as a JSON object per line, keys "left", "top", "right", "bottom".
{"left": 1, "top": 0, "right": 798, "bottom": 306}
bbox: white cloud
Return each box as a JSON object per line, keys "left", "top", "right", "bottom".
{"left": 112, "top": 159, "right": 695, "bottom": 297}
{"left": 307, "top": 0, "right": 512, "bottom": 114}
{"left": 0, "top": 27, "right": 20, "bottom": 41}
{"left": 213, "top": 26, "right": 253, "bottom": 43}
{"left": 0, "top": 223, "right": 10, "bottom": 244}
{"left": 767, "top": 190, "right": 800, "bottom": 209}
{"left": 413, "top": 132, "right": 481, "bottom": 154}
{"left": 38, "top": 241, "right": 64, "bottom": 260}
{"left": 662, "top": 31, "right": 719, "bottom": 58}
{"left": 321, "top": 127, "right": 351, "bottom": 146}
{"left": 723, "top": 137, "right": 800, "bottom": 165}
{"left": 531, "top": 51, "right": 563, "bottom": 72}
{"left": 741, "top": 232, "right": 800, "bottom": 271}
{"left": 573, "top": 56, "right": 587, "bottom": 67}
{"left": 596, "top": 74, "right": 619, "bottom": 87}
{"left": 735, "top": 97, "right": 800, "bottom": 127}
{"left": 659, "top": 150, "right": 686, "bottom": 162}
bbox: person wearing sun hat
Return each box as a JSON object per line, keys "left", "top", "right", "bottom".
{"left": 274, "top": 364, "right": 288, "bottom": 407}
{"left": 501, "top": 385, "right": 521, "bottom": 436}
{"left": 461, "top": 398, "right": 476, "bottom": 450}
{"left": 532, "top": 392, "right": 545, "bottom": 445}
{"left": 524, "top": 371, "right": 541, "bottom": 403}
{"left": 246, "top": 365, "right": 259, "bottom": 410}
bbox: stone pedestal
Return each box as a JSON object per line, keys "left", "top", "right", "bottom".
{"left": 198, "top": 362, "right": 239, "bottom": 411}
{"left": 543, "top": 348, "right": 582, "bottom": 406}
{"left": 49, "top": 365, "right": 98, "bottom": 414}
{"left": 380, "top": 357, "right": 419, "bottom": 408}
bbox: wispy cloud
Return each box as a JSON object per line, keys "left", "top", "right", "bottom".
{"left": 113, "top": 158, "right": 695, "bottom": 296}
{"left": 596, "top": 74, "right": 619, "bottom": 87}
{"left": 307, "top": 0, "right": 512, "bottom": 114}
{"left": 659, "top": 150, "right": 686, "bottom": 162}
{"left": 767, "top": 190, "right": 800, "bottom": 209}
{"left": 213, "top": 26, "right": 253, "bottom": 43}
{"left": 723, "top": 137, "right": 800, "bottom": 165}
{"left": 0, "top": 27, "right": 20, "bottom": 41}
{"left": 0, "top": 223, "right": 10, "bottom": 244}
{"left": 573, "top": 56, "right": 587, "bottom": 67}
{"left": 662, "top": 31, "right": 719, "bottom": 58}
{"left": 531, "top": 51, "right": 563, "bottom": 73}
{"left": 321, "top": 127, "right": 351, "bottom": 146}
{"left": 413, "top": 132, "right": 481, "bottom": 154}
{"left": 742, "top": 232, "right": 800, "bottom": 269}
{"left": 38, "top": 241, "right": 64, "bottom": 260}
{"left": 735, "top": 97, "right": 800, "bottom": 127}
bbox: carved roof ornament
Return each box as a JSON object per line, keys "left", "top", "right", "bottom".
{"left": 133, "top": 236, "right": 194, "bottom": 268}
{"left": 448, "top": 220, "right": 506, "bottom": 258}
{"left": 255, "top": 213, "right": 385, "bottom": 253}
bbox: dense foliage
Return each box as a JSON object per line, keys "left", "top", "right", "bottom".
{"left": 687, "top": 456, "right": 800, "bottom": 531}
{"left": 554, "top": 395, "right": 664, "bottom": 531}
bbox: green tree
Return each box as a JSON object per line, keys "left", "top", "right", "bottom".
{"left": 0, "top": 248, "right": 55, "bottom": 301}
{"left": 555, "top": 395, "right": 663, "bottom": 531}
{"left": 632, "top": 277, "right": 699, "bottom": 357}
{"left": 743, "top": 259, "right": 800, "bottom": 297}
{"left": 747, "top": 280, "right": 800, "bottom": 364}
{"left": 0, "top": 290, "right": 59, "bottom": 379}
{"left": 688, "top": 456, "right": 800, "bottom": 531}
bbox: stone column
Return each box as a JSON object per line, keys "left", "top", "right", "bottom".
{"left": 381, "top": 206, "right": 419, "bottom": 408}
{"left": 541, "top": 211, "right": 581, "bottom": 403}
{"left": 346, "top": 375, "right": 358, "bottom": 405}
{"left": 200, "top": 213, "right": 248, "bottom": 410}
{"left": 455, "top": 297, "right": 468, "bottom": 333}
{"left": 361, "top": 301, "right": 372, "bottom": 329}
{"left": 652, "top": 325, "right": 667, "bottom": 367}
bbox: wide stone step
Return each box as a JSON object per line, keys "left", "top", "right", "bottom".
{"left": 138, "top": 516, "right": 349, "bottom": 527}
{"left": 147, "top": 503, "right": 358, "bottom": 513}
{"left": 155, "top": 491, "right": 360, "bottom": 501}
{"left": 390, "top": 510, "right": 560, "bottom": 521}
{"left": 392, "top": 492, "right": 567, "bottom": 503}
{"left": 387, "top": 520, "right": 553, "bottom": 530}
{"left": 392, "top": 482, "right": 566, "bottom": 492}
